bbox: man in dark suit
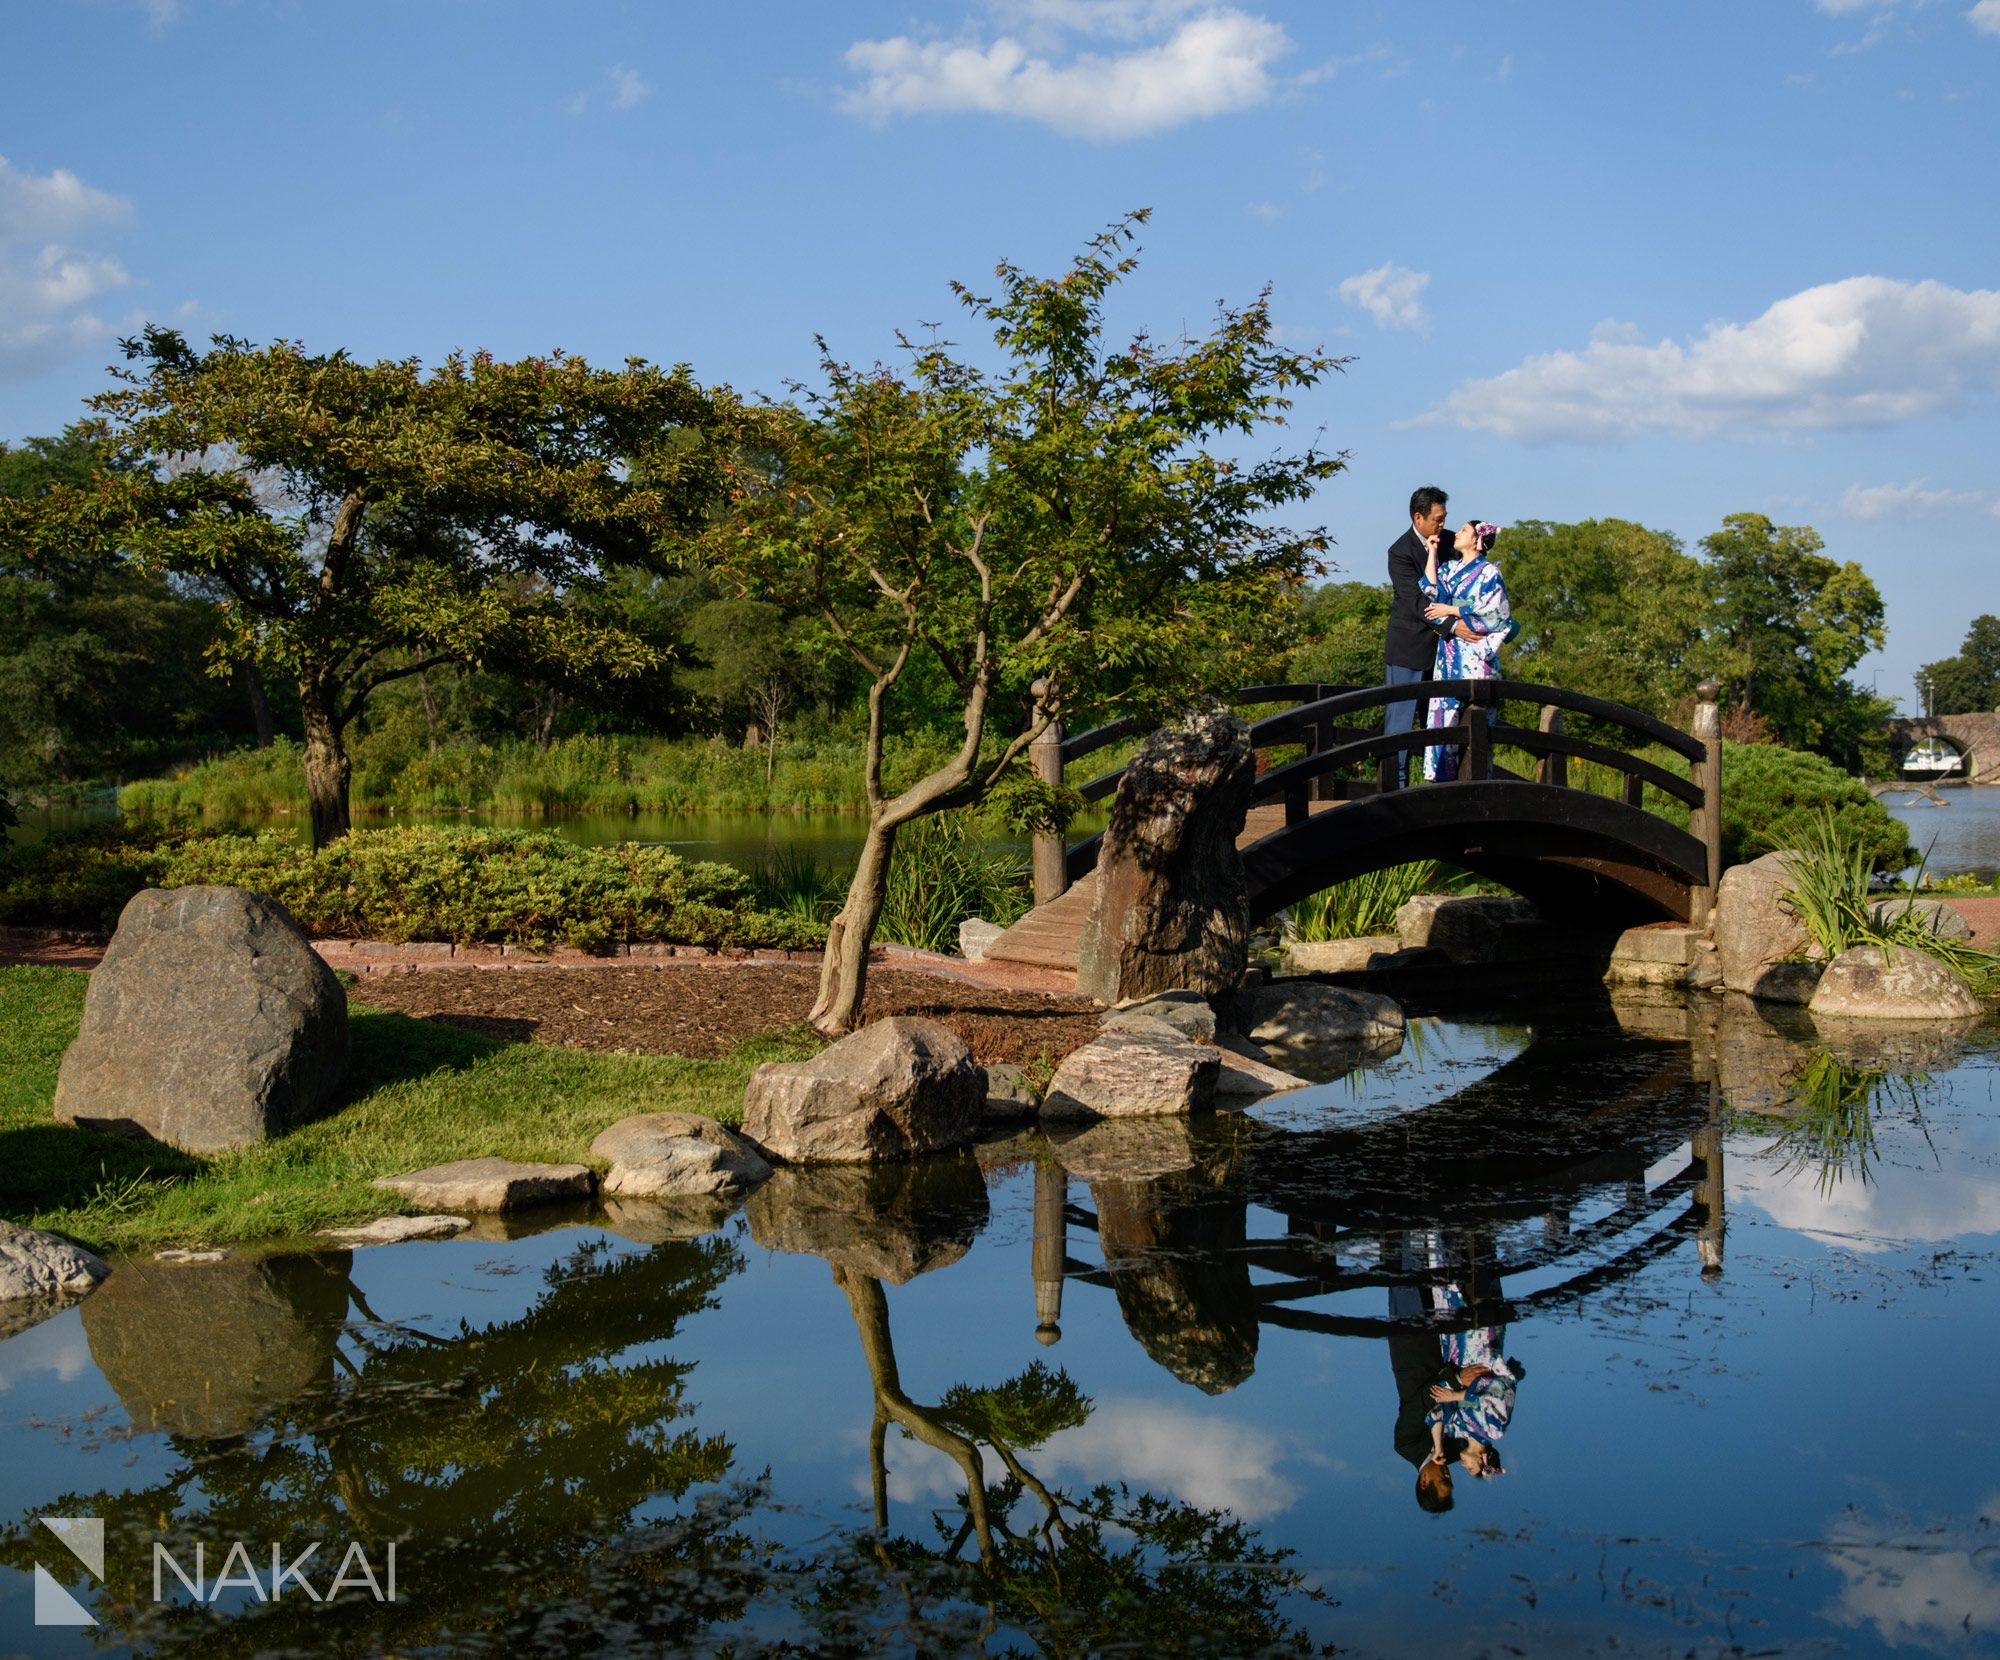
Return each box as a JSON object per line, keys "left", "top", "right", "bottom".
{"left": 1384, "top": 485, "right": 1450, "bottom": 787}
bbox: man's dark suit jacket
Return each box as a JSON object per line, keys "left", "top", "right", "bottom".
{"left": 1385, "top": 526, "right": 1437, "bottom": 672}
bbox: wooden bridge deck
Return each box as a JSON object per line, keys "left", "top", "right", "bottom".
{"left": 986, "top": 802, "right": 1335, "bottom": 972}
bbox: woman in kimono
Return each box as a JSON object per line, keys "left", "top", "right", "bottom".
{"left": 1418, "top": 520, "right": 1516, "bottom": 782}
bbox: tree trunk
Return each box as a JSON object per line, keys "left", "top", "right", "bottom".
{"left": 242, "top": 663, "right": 276, "bottom": 748}
{"left": 299, "top": 677, "right": 352, "bottom": 849}
{"left": 810, "top": 817, "right": 896, "bottom": 1036}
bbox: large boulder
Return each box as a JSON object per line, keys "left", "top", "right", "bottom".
{"left": 590, "top": 1112, "right": 771, "bottom": 1197}
{"left": 1075, "top": 705, "right": 1255, "bottom": 1006}
{"left": 54, "top": 885, "right": 348, "bottom": 1152}
{"left": 1239, "top": 981, "right": 1405, "bottom": 1060}
{"left": 1039, "top": 1022, "right": 1220, "bottom": 1120}
{"left": 742, "top": 1016, "right": 983, "bottom": 1163}
{"left": 1714, "top": 852, "right": 1818, "bottom": 999}
{"left": 746, "top": 1155, "right": 990, "bottom": 1283}
{"left": 1866, "top": 896, "right": 1973, "bottom": 940}
{"left": 1807, "top": 944, "right": 1983, "bottom": 1023}
{"left": 1394, "top": 895, "right": 1541, "bottom": 962}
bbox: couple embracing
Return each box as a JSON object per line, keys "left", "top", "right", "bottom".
{"left": 1383, "top": 485, "right": 1516, "bottom": 784}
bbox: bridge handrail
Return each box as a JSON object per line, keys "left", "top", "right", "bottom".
{"left": 1057, "top": 684, "right": 1367, "bottom": 767}
{"left": 1239, "top": 679, "right": 1704, "bottom": 763}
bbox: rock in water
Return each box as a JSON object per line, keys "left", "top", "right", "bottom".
{"left": 0, "top": 1221, "right": 110, "bottom": 1338}
{"left": 54, "top": 885, "right": 348, "bottom": 1152}
{"left": 591, "top": 1112, "right": 772, "bottom": 1197}
{"left": 1714, "top": 852, "right": 1819, "bottom": 1000}
{"left": 371, "top": 1157, "right": 595, "bottom": 1211}
{"left": 1076, "top": 705, "right": 1255, "bottom": 1006}
{"left": 746, "top": 1156, "right": 990, "bottom": 1283}
{"left": 1807, "top": 944, "right": 1983, "bottom": 1023}
{"left": 742, "top": 1016, "right": 983, "bottom": 1163}
{"left": 1039, "top": 1024, "right": 1221, "bottom": 1120}
{"left": 1239, "top": 981, "right": 1405, "bottom": 1058}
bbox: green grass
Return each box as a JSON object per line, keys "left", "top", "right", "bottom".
{"left": 0, "top": 966, "right": 817, "bottom": 1256}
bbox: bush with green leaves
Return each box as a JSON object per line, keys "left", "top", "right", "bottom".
{"left": 1287, "top": 862, "right": 1442, "bottom": 942}
{"left": 877, "top": 812, "right": 1031, "bottom": 954}
{"left": 0, "top": 822, "right": 823, "bottom": 949}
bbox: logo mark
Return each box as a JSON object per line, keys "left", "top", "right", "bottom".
{"left": 35, "top": 1516, "right": 101, "bottom": 1627}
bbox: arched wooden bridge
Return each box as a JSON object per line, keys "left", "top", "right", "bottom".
{"left": 986, "top": 679, "right": 1723, "bottom": 973}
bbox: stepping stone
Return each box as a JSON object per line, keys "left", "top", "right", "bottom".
{"left": 1214, "top": 1040, "right": 1309, "bottom": 1098}
{"left": 322, "top": 1214, "right": 472, "bottom": 1246}
{"left": 371, "top": 1158, "right": 594, "bottom": 1212}
{"left": 153, "top": 1248, "right": 228, "bottom": 1264}
{"left": 590, "top": 1113, "right": 771, "bottom": 1198}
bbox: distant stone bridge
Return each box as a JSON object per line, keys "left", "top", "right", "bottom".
{"left": 1886, "top": 712, "right": 2000, "bottom": 785}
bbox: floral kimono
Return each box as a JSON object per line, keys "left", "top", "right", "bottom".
{"left": 1425, "top": 1283, "right": 1523, "bottom": 1453}
{"left": 1418, "top": 554, "right": 1517, "bottom": 782}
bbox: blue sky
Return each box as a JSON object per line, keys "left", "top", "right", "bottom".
{"left": 3, "top": 0, "right": 1996, "bottom": 709}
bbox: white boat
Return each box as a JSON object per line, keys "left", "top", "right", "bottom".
{"left": 1901, "top": 738, "right": 1964, "bottom": 777}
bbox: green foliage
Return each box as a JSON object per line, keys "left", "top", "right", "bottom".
{"left": 1573, "top": 738, "right": 1912, "bottom": 871}
{"left": 1287, "top": 861, "right": 1445, "bottom": 941}
{"left": 1702, "top": 512, "right": 1890, "bottom": 769}
{"left": 1283, "top": 580, "right": 1392, "bottom": 686}
{"left": 936, "top": 1360, "right": 1092, "bottom": 1449}
{"left": 0, "top": 822, "right": 822, "bottom": 948}
{"left": 1780, "top": 810, "right": 1999, "bottom": 994}
{"left": 1916, "top": 613, "right": 2000, "bottom": 716}
{"left": 1765, "top": 1051, "right": 1909, "bottom": 1193}
{"left": 0, "top": 329, "right": 726, "bottom": 842}
{"left": 748, "top": 844, "right": 851, "bottom": 924}
{"left": 0, "top": 788, "right": 14, "bottom": 839}
{"left": 876, "top": 811, "right": 1031, "bottom": 953}
{"left": 1496, "top": 518, "right": 1711, "bottom": 722}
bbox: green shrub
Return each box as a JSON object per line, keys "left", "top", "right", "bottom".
{"left": 1524, "top": 738, "right": 1913, "bottom": 872}
{"left": 0, "top": 823, "right": 823, "bottom": 949}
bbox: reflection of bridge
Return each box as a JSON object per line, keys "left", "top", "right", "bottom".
{"left": 989, "top": 680, "right": 1723, "bottom": 974}
{"left": 1035, "top": 1011, "right": 1724, "bottom": 1394}
{"left": 1886, "top": 712, "right": 2000, "bottom": 785}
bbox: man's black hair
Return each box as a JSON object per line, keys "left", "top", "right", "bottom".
{"left": 1409, "top": 485, "right": 1448, "bottom": 520}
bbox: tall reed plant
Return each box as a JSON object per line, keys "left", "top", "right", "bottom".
{"left": 1783, "top": 809, "right": 2000, "bottom": 995}
{"left": 1286, "top": 862, "right": 1442, "bottom": 942}
{"left": 876, "top": 812, "right": 1031, "bottom": 954}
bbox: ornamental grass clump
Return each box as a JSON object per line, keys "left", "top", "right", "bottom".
{"left": 1286, "top": 862, "right": 1441, "bottom": 943}
{"left": 876, "top": 812, "right": 1030, "bottom": 955}
{"left": 1782, "top": 810, "right": 1999, "bottom": 996}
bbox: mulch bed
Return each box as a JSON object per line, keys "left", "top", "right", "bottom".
{"left": 349, "top": 963, "right": 1103, "bottom": 1069}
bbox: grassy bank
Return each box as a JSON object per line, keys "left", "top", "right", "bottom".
{"left": 0, "top": 966, "right": 817, "bottom": 1255}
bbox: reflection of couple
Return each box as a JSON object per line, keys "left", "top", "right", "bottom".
{"left": 1385, "top": 485, "right": 1518, "bottom": 784}
{"left": 1389, "top": 1229, "right": 1524, "bottom": 1514}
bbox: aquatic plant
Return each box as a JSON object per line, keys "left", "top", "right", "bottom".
{"left": 1782, "top": 810, "right": 2000, "bottom": 995}
{"left": 1767, "top": 1050, "right": 1931, "bottom": 1195}
{"left": 1286, "top": 861, "right": 1442, "bottom": 942}
{"left": 875, "top": 810, "right": 1031, "bottom": 954}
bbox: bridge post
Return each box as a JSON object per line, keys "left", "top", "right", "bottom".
{"left": 1536, "top": 704, "right": 1567, "bottom": 787}
{"left": 1687, "top": 680, "right": 1723, "bottom": 929}
{"left": 1030, "top": 680, "right": 1068, "bottom": 906}
{"left": 1032, "top": 1159, "right": 1066, "bottom": 1345}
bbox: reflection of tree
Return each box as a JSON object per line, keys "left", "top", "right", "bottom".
{"left": 811, "top": 1262, "right": 1328, "bottom": 1658}
{"left": 3, "top": 1235, "right": 754, "bottom": 1655}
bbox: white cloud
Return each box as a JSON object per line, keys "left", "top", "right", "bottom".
{"left": 1812, "top": 0, "right": 1873, "bottom": 13}
{"left": 608, "top": 64, "right": 651, "bottom": 109}
{"left": 1971, "top": 0, "right": 2000, "bottom": 36}
{"left": 143, "top": 0, "right": 182, "bottom": 27}
{"left": 1822, "top": 1508, "right": 2000, "bottom": 1648}
{"left": 1416, "top": 276, "right": 2000, "bottom": 444}
{"left": 1336, "top": 262, "right": 1429, "bottom": 333}
{"left": 839, "top": 4, "right": 1293, "bottom": 141}
{"left": 1841, "top": 479, "right": 1985, "bottom": 518}
{"left": 0, "top": 155, "right": 135, "bottom": 382}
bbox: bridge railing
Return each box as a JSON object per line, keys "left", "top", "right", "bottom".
{"left": 1031, "top": 677, "right": 1724, "bottom": 927}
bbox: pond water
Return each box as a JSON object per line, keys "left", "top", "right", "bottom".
{"left": 3, "top": 990, "right": 1996, "bottom": 1657}
{"left": 1885, "top": 783, "right": 2000, "bottom": 881}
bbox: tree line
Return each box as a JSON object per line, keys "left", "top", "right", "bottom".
{"left": 0, "top": 213, "right": 1901, "bottom": 1027}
